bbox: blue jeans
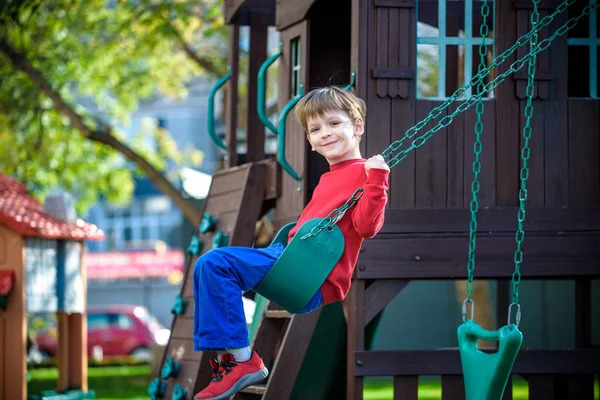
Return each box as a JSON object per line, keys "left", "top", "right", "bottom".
{"left": 193, "top": 243, "right": 323, "bottom": 351}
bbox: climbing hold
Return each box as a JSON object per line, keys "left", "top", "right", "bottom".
{"left": 199, "top": 212, "right": 218, "bottom": 234}
{"left": 212, "top": 231, "right": 229, "bottom": 248}
{"left": 161, "top": 356, "right": 181, "bottom": 379}
{"left": 186, "top": 235, "right": 203, "bottom": 256}
{"left": 172, "top": 384, "right": 188, "bottom": 400}
{"left": 148, "top": 377, "right": 166, "bottom": 399}
{"left": 171, "top": 295, "right": 188, "bottom": 315}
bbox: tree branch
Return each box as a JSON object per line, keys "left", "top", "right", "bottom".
{"left": 160, "top": 18, "right": 227, "bottom": 78}
{"left": 0, "top": 38, "right": 202, "bottom": 225}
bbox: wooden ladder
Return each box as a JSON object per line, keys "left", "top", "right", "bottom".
{"left": 158, "top": 160, "right": 277, "bottom": 399}
{"left": 235, "top": 299, "right": 348, "bottom": 400}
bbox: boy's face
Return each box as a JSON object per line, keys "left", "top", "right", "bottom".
{"left": 306, "top": 110, "right": 364, "bottom": 165}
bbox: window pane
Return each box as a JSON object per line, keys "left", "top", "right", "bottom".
{"left": 568, "top": 46, "right": 590, "bottom": 97}
{"left": 417, "top": 44, "right": 439, "bottom": 97}
{"left": 88, "top": 314, "right": 110, "bottom": 329}
{"left": 568, "top": 0, "right": 589, "bottom": 39}
{"left": 418, "top": 0, "right": 440, "bottom": 37}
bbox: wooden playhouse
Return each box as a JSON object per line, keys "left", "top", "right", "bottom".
{"left": 0, "top": 173, "right": 104, "bottom": 400}
{"left": 156, "top": 0, "right": 600, "bottom": 399}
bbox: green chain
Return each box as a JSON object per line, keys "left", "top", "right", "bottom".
{"left": 301, "top": 188, "right": 363, "bottom": 239}
{"left": 302, "top": 0, "right": 598, "bottom": 240}
{"left": 465, "top": 0, "right": 491, "bottom": 306}
{"left": 510, "top": 0, "right": 540, "bottom": 323}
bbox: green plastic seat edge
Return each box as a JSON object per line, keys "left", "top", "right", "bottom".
{"left": 253, "top": 218, "right": 344, "bottom": 314}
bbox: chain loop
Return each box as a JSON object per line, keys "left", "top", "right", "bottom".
{"left": 511, "top": 0, "right": 540, "bottom": 306}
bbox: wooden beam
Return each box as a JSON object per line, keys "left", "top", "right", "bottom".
{"left": 354, "top": 349, "right": 600, "bottom": 376}
{"left": 246, "top": 13, "right": 269, "bottom": 163}
{"left": 378, "top": 207, "right": 600, "bottom": 234}
{"left": 357, "top": 235, "right": 600, "bottom": 280}
{"left": 262, "top": 310, "right": 322, "bottom": 400}
{"left": 226, "top": 25, "right": 240, "bottom": 168}
{"left": 364, "top": 279, "right": 409, "bottom": 325}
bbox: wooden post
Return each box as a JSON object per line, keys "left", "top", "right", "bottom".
{"left": 0, "top": 226, "right": 26, "bottom": 400}
{"left": 345, "top": 279, "right": 365, "bottom": 400}
{"left": 246, "top": 13, "right": 269, "bottom": 163}
{"left": 56, "top": 311, "right": 70, "bottom": 391}
{"left": 226, "top": 25, "right": 240, "bottom": 168}
{"left": 68, "top": 242, "right": 88, "bottom": 392}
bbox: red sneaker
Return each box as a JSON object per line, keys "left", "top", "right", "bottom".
{"left": 194, "top": 351, "right": 268, "bottom": 400}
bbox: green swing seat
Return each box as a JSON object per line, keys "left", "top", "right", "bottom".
{"left": 253, "top": 218, "right": 345, "bottom": 314}
{"left": 457, "top": 320, "right": 523, "bottom": 400}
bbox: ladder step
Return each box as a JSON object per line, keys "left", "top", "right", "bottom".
{"left": 264, "top": 310, "right": 293, "bottom": 319}
{"left": 240, "top": 384, "right": 266, "bottom": 394}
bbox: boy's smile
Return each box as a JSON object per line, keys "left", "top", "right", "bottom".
{"left": 306, "top": 110, "right": 364, "bottom": 165}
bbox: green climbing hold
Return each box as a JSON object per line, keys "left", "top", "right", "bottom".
{"left": 172, "top": 384, "right": 187, "bottom": 400}
{"left": 171, "top": 295, "right": 188, "bottom": 315}
{"left": 199, "top": 212, "right": 218, "bottom": 234}
{"left": 186, "top": 235, "right": 203, "bottom": 256}
{"left": 457, "top": 320, "right": 523, "bottom": 400}
{"left": 212, "top": 231, "right": 229, "bottom": 248}
{"left": 147, "top": 378, "right": 166, "bottom": 400}
{"left": 161, "top": 356, "right": 181, "bottom": 379}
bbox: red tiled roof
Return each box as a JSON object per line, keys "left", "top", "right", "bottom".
{"left": 0, "top": 174, "right": 105, "bottom": 241}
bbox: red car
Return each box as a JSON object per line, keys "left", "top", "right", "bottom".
{"left": 32, "top": 305, "right": 170, "bottom": 364}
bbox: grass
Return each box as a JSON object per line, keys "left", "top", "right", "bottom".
{"left": 28, "top": 366, "right": 600, "bottom": 400}
{"left": 28, "top": 365, "right": 152, "bottom": 400}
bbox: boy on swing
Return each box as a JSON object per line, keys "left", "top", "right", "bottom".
{"left": 193, "top": 86, "right": 389, "bottom": 400}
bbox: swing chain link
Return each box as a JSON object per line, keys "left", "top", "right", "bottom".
{"left": 509, "top": 0, "right": 540, "bottom": 318}
{"left": 465, "top": 0, "right": 490, "bottom": 304}
{"left": 300, "top": 188, "right": 364, "bottom": 239}
{"left": 380, "top": 0, "right": 598, "bottom": 170}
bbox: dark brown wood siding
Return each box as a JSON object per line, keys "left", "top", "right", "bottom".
{"left": 275, "top": 21, "right": 310, "bottom": 228}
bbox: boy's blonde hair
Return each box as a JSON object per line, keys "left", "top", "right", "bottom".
{"left": 294, "top": 86, "right": 366, "bottom": 133}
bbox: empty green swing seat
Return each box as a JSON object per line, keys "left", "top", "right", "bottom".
{"left": 253, "top": 218, "right": 345, "bottom": 314}
{"left": 457, "top": 320, "right": 523, "bottom": 400}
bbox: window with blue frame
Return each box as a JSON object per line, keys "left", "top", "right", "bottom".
{"left": 568, "top": 0, "right": 598, "bottom": 98}
{"left": 417, "top": 0, "right": 496, "bottom": 99}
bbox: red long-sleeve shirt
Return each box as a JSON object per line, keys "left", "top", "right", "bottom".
{"left": 288, "top": 158, "right": 389, "bottom": 305}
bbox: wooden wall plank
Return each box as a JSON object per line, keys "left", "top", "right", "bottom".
{"left": 378, "top": 207, "right": 600, "bottom": 234}
{"left": 544, "top": 8, "right": 569, "bottom": 207}
{"left": 354, "top": 349, "right": 600, "bottom": 376}
{"left": 528, "top": 375, "right": 556, "bottom": 400}
{"left": 388, "top": 3, "right": 416, "bottom": 208}
{"left": 495, "top": 0, "right": 520, "bottom": 207}
{"left": 446, "top": 102, "right": 465, "bottom": 208}
{"left": 393, "top": 376, "right": 418, "bottom": 400}
{"left": 441, "top": 375, "right": 465, "bottom": 400}
{"left": 568, "top": 100, "right": 600, "bottom": 206}
{"left": 415, "top": 101, "right": 447, "bottom": 208}
{"left": 358, "top": 234, "right": 600, "bottom": 279}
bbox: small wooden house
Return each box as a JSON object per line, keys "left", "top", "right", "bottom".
{"left": 0, "top": 173, "right": 104, "bottom": 400}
